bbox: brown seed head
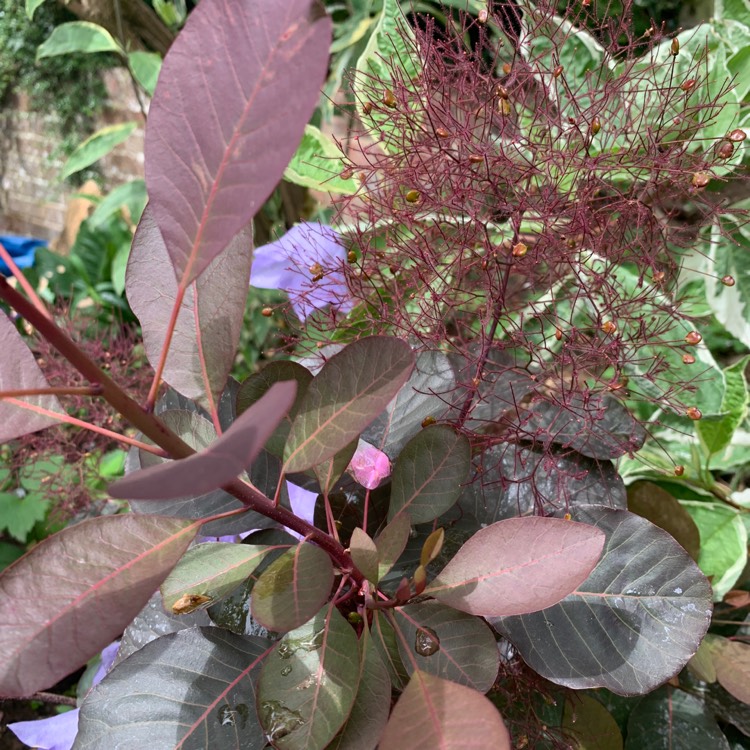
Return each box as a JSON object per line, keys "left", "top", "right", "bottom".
{"left": 405, "top": 189, "right": 421, "bottom": 203}
{"left": 686, "top": 406, "right": 702, "bottom": 420}
{"left": 682, "top": 354, "right": 696, "bottom": 364}
{"left": 685, "top": 331, "right": 702, "bottom": 345}
{"left": 553, "top": 65, "right": 564, "bottom": 78}
{"left": 383, "top": 89, "right": 397, "bottom": 108}
{"left": 717, "top": 141, "right": 734, "bottom": 159}
{"left": 674, "top": 465, "right": 685, "bottom": 476}
{"left": 512, "top": 242, "right": 528, "bottom": 257}
{"left": 261, "top": 307, "right": 273, "bottom": 318}
{"left": 728, "top": 129, "right": 747, "bottom": 142}
{"left": 722, "top": 275, "right": 736, "bottom": 286}
{"left": 671, "top": 37, "right": 680, "bottom": 56}
{"left": 590, "top": 116, "right": 601, "bottom": 135}
{"left": 692, "top": 172, "right": 711, "bottom": 188}
{"left": 601, "top": 320, "right": 617, "bottom": 335}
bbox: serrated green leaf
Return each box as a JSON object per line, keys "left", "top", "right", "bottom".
{"left": 258, "top": 605, "right": 360, "bottom": 750}
{"left": 0, "top": 492, "right": 49, "bottom": 543}
{"left": 697, "top": 357, "right": 749, "bottom": 456}
{"left": 160, "top": 542, "right": 271, "bottom": 612}
{"left": 388, "top": 425, "right": 470, "bottom": 524}
{"left": 284, "top": 125, "right": 357, "bottom": 194}
{"left": 61, "top": 122, "right": 137, "bottom": 180}
{"left": 36, "top": 21, "right": 124, "bottom": 59}
{"left": 251, "top": 543, "right": 334, "bottom": 632}
{"left": 680, "top": 501, "right": 748, "bottom": 601}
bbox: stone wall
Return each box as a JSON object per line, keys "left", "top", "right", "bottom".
{"left": 0, "top": 68, "right": 146, "bottom": 248}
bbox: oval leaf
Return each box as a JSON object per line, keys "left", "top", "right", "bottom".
{"left": 624, "top": 687, "right": 730, "bottom": 750}
{"left": 425, "top": 517, "right": 605, "bottom": 617}
{"left": 714, "top": 639, "right": 750, "bottom": 705}
{"left": 110, "top": 380, "right": 296, "bottom": 500}
{"left": 61, "top": 122, "right": 137, "bottom": 180}
{"left": 562, "top": 694, "right": 623, "bottom": 750}
{"left": 375, "top": 513, "right": 411, "bottom": 581}
{"left": 145, "top": 0, "right": 332, "bottom": 283}
{"left": 378, "top": 670, "right": 511, "bottom": 750}
{"left": 328, "top": 627, "right": 390, "bottom": 750}
{"left": 257, "top": 605, "right": 360, "bottom": 750}
{"left": 0, "top": 514, "right": 199, "bottom": 696}
{"left": 284, "top": 337, "right": 415, "bottom": 473}
{"left": 627, "top": 481, "right": 700, "bottom": 561}
{"left": 0, "top": 312, "right": 62, "bottom": 441}
{"left": 493, "top": 507, "right": 713, "bottom": 696}
{"left": 160, "top": 542, "right": 271, "bottom": 612}
{"left": 75, "top": 628, "right": 272, "bottom": 749}
{"left": 251, "top": 543, "right": 334, "bottom": 632}
{"left": 36, "top": 21, "right": 123, "bottom": 59}
{"left": 126, "top": 206, "right": 254, "bottom": 409}
{"left": 388, "top": 425, "right": 470, "bottom": 524}
{"left": 350, "top": 527, "right": 380, "bottom": 584}
{"left": 393, "top": 601, "right": 500, "bottom": 692}
{"left": 127, "top": 50, "right": 162, "bottom": 96}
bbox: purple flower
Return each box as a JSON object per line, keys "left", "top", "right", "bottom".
{"left": 250, "top": 222, "right": 353, "bottom": 320}
{"left": 9, "top": 641, "right": 119, "bottom": 750}
{"left": 0, "top": 235, "right": 46, "bottom": 276}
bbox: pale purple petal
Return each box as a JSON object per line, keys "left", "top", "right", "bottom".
{"left": 250, "top": 222, "right": 353, "bottom": 320}
{"left": 9, "top": 709, "right": 79, "bottom": 750}
{"left": 286, "top": 481, "right": 318, "bottom": 537}
{"left": 92, "top": 640, "right": 120, "bottom": 686}
{"left": 349, "top": 439, "right": 392, "bottom": 489}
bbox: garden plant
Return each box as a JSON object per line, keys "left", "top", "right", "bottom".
{"left": 1, "top": 0, "right": 750, "bottom": 747}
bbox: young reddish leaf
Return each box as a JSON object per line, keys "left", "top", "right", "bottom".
{"left": 0, "top": 312, "right": 62, "bottom": 441}
{"left": 257, "top": 604, "right": 360, "bottom": 750}
{"left": 392, "top": 602, "right": 500, "bottom": 693}
{"left": 424, "top": 517, "right": 605, "bottom": 617}
{"left": 350, "top": 527, "right": 380, "bottom": 584}
{"left": 284, "top": 337, "right": 415, "bottom": 473}
{"left": 145, "top": 0, "right": 332, "bottom": 284}
{"left": 420, "top": 528, "right": 445, "bottom": 567}
{"left": 328, "top": 627, "right": 390, "bottom": 750}
{"left": 0, "top": 514, "right": 199, "bottom": 696}
{"left": 388, "top": 425, "right": 471, "bottom": 524}
{"left": 109, "top": 380, "right": 296, "bottom": 500}
{"left": 126, "top": 206, "right": 253, "bottom": 409}
{"left": 713, "top": 639, "right": 750, "bottom": 704}
{"left": 251, "top": 543, "right": 334, "bottom": 632}
{"left": 160, "top": 542, "right": 271, "bottom": 612}
{"left": 378, "top": 670, "right": 511, "bottom": 750}
{"left": 375, "top": 513, "right": 411, "bottom": 581}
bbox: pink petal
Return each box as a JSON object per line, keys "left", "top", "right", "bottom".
{"left": 349, "top": 440, "right": 391, "bottom": 490}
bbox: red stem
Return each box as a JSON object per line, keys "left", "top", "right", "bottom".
{"left": 0, "top": 276, "right": 363, "bottom": 584}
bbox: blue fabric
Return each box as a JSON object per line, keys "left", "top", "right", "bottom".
{"left": 0, "top": 234, "right": 47, "bottom": 276}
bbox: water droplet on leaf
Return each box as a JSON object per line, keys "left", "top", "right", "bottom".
{"left": 415, "top": 626, "right": 440, "bottom": 656}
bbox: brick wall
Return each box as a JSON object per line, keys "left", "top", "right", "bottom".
{"left": 0, "top": 68, "right": 146, "bottom": 246}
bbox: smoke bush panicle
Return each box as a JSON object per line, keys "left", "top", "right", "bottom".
{"left": 295, "top": 2, "right": 743, "bottom": 456}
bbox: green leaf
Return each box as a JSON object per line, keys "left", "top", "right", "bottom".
{"left": 624, "top": 687, "right": 730, "bottom": 749}
{"left": 493, "top": 508, "right": 713, "bottom": 696}
{"left": 715, "top": 0, "right": 750, "bottom": 26}
{"left": 371, "top": 611, "right": 409, "bottom": 691}
{"left": 36, "top": 21, "right": 124, "bottom": 59}
{"left": 353, "top": 0, "right": 420, "bottom": 146}
{"left": 88, "top": 179, "right": 147, "bottom": 230}
{"left": 61, "top": 122, "right": 137, "bottom": 180}
{"left": 257, "top": 605, "right": 360, "bottom": 750}
{"left": 25, "top": 0, "right": 47, "bottom": 20}
{"left": 562, "top": 694, "right": 623, "bottom": 750}
{"left": 251, "top": 543, "right": 335, "bottom": 633}
{"left": 284, "top": 125, "right": 356, "bottom": 194}
{"left": 707, "top": 207, "right": 750, "bottom": 348}
{"left": 698, "top": 357, "right": 750, "bottom": 456}
{"left": 127, "top": 51, "right": 162, "bottom": 96}
{"left": 378, "top": 670, "right": 511, "bottom": 749}
{"left": 392, "top": 601, "right": 499, "bottom": 692}
{"left": 0, "top": 542, "right": 24, "bottom": 571}
{"left": 284, "top": 337, "right": 415, "bottom": 473}
{"left": 627, "top": 481, "right": 701, "bottom": 561}
{"left": 0, "top": 492, "right": 49, "bottom": 543}
{"left": 160, "top": 542, "right": 271, "bottom": 613}
{"left": 388, "top": 425, "right": 470, "bottom": 524}
{"left": 328, "top": 627, "right": 390, "bottom": 750}
{"left": 374, "top": 513, "right": 411, "bottom": 581}
{"left": 349, "top": 528, "right": 380, "bottom": 584}
{"left": 680, "top": 501, "right": 748, "bottom": 600}
{"left": 0, "top": 514, "right": 199, "bottom": 696}
{"left": 425, "top": 517, "right": 605, "bottom": 617}
{"left": 314, "top": 438, "right": 358, "bottom": 496}
{"left": 75, "top": 627, "right": 272, "bottom": 749}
